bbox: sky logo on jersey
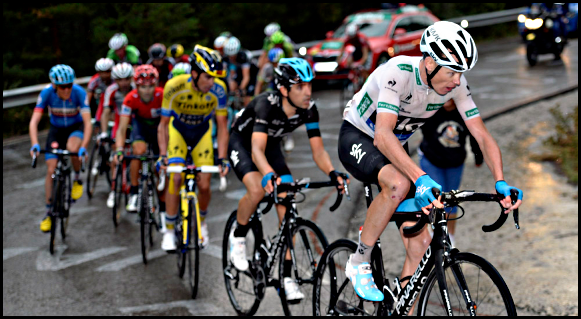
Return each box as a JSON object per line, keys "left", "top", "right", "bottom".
{"left": 465, "top": 108, "right": 480, "bottom": 118}
{"left": 357, "top": 92, "right": 373, "bottom": 117}
{"left": 426, "top": 103, "right": 444, "bottom": 111}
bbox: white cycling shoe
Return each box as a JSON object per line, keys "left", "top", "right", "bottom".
{"left": 199, "top": 221, "right": 209, "bottom": 248}
{"left": 161, "top": 230, "right": 177, "bottom": 252}
{"left": 284, "top": 277, "right": 305, "bottom": 302}
{"left": 106, "top": 191, "right": 115, "bottom": 208}
{"left": 229, "top": 231, "right": 249, "bottom": 271}
{"left": 126, "top": 194, "right": 139, "bottom": 212}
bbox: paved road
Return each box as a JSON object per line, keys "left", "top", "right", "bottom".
{"left": 3, "top": 37, "right": 578, "bottom": 315}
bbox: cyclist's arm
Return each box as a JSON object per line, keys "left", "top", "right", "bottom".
{"left": 116, "top": 115, "right": 130, "bottom": 152}
{"left": 309, "top": 136, "right": 336, "bottom": 175}
{"left": 251, "top": 132, "right": 275, "bottom": 176}
{"left": 101, "top": 107, "right": 111, "bottom": 134}
{"left": 216, "top": 114, "right": 229, "bottom": 159}
{"left": 258, "top": 51, "right": 268, "bottom": 69}
{"left": 464, "top": 117, "right": 504, "bottom": 182}
{"left": 157, "top": 116, "right": 170, "bottom": 157}
{"left": 359, "top": 45, "right": 370, "bottom": 65}
{"left": 374, "top": 112, "right": 426, "bottom": 182}
{"left": 240, "top": 66, "right": 250, "bottom": 91}
{"left": 81, "top": 112, "right": 92, "bottom": 150}
{"left": 29, "top": 111, "right": 42, "bottom": 149}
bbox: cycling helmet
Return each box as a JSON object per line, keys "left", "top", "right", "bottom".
{"left": 264, "top": 22, "right": 281, "bottom": 37}
{"left": 170, "top": 62, "right": 192, "bottom": 78}
{"left": 223, "top": 36, "right": 241, "bottom": 56}
{"left": 346, "top": 23, "right": 358, "bottom": 37}
{"left": 270, "top": 30, "right": 285, "bottom": 44}
{"left": 148, "top": 43, "right": 167, "bottom": 60}
{"left": 219, "top": 31, "right": 232, "bottom": 38}
{"left": 420, "top": 21, "right": 478, "bottom": 73}
{"left": 166, "top": 44, "right": 184, "bottom": 59}
{"left": 109, "top": 33, "right": 129, "bottom": 50}
{"left": 189, "top": 44, "right": 226, "bottom": 78}
{"left": 213, "top": 35, "right": 228, "bottom": 50}
{"left": 95, "top": 58, "right": 115, "bottom": 72}
{"left": 268, "top": 47, "right": 285, "bottom": 63}
{"left": 274, "top": 57, "right": 314, "bottom": 89}
{"left": 49, "top": 64, "right": 76, "bottom": 85}
{"left": 111, "top": 62, "right": 134, "bottom": 79}
{"left": 134, "top": 64, "right": 159, "bottom": 85}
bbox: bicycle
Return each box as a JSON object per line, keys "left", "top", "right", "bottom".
{"left": 165, "top": 145, "right": 222, "bottom": 299}
{"left": 111, "top": 139, "right": 132, "bottom": 228}
{"left": 222, "top": 174, "right": 349, "bottom": 316}
{"left": 122, "top": 150, "right": 162, "bottom": 265}
{"left": 86, "top": 120, "right": 114, "bottom": 199}
{"left": 32, "top": 148, "right": 85, "bottom": 255}
{"left": 313, "top": 184, "right": 521, "bottom": 316}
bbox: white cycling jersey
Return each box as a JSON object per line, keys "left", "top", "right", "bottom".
{"left": 344, "top": 55, "right": 480, "bottom": 144}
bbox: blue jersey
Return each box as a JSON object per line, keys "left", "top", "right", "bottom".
{"left": 34, "top": 84, "right": 90, "bottom": 128}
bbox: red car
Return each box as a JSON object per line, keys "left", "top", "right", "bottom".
{"left": 306, "top": 5, "right": 439, "bottom": 80}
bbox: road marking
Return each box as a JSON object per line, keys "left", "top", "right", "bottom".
{"left": 119, "top": 299, "right": 220, "bottom": 315}
{"left": 16, "top": 178, "right": 45, "bottom": 190}
{"left": 3, "top": 247, "right": 38, "bottom": 261}
{"left": 36, "top": 245, "right": 127, "bottom": 271}
{"left": 95, "top": 249, "right": 167, "bottom": 272}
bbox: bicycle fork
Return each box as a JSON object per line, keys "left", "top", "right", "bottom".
{"left": 180, "top": 174, "right": 203, "bottom": 247}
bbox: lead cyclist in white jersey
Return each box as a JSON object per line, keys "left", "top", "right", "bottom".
{"left": 338, "top": 21, "right": 524, "bottom": 304}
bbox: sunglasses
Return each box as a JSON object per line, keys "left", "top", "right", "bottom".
{"left": 57, "top": 83, "right": 73, "bottom": 90}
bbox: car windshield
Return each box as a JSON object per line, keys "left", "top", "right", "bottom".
{"left": 334, "top": 19, "right": 392, "bottom": 38}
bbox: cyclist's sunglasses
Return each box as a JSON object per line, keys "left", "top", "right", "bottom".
{"left": 57, "top": 83, "right": 73, "bottom": 89}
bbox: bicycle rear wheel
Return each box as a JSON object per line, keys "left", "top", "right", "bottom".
{"left": 60, "top": 173, "right": 71, "bottom": 241}
{"left": 140, "top": 181, "right": 151, "bottom": 264}
{"left": 222, "top": 210, "right": 262, "bottom": 316}
{"left": 86, "top": 142, "right": 100, "bottom": 199}
{"left": 112, "top": 164, "right": 124, "bottom": 227}
{"left": 417, "top": 252, "right": 517, "bottom": 316}
{"left": 278, "top": 218, "right": 328, "bottom": 316}
{"left": 313, "top": 239, "right": 378, "bottom": 316}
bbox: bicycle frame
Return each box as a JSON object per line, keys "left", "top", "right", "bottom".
{"left": 179, "top": 170, "right": 202, "bottom": 246}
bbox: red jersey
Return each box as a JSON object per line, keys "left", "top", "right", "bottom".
{"left": 120, "top": 87, "right": 164, "bottom": 120}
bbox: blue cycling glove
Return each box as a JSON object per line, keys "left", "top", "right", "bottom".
{"left": 495, "top": 181, "right": 523, "bottom": 200}
{"left": 414, "top": 174, "right": 442, "bottom": 208}
{"left": 261, "top": 172, "right": 277, "bottom": 188}
{"left": 31, "top": 144, "right": 41, "bottom": 154}
{"left": 78, "top": 147, "right": 87, "bottom": 158}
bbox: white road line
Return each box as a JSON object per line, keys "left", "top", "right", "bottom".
{"left": 95, "top": 249, "right": 167, "bottom": 272}
{"left": 16, "top": 178, "right": 45, "bottom": 190}
{"left": 36, "top": 246, "right": 127, "bottom": 271}
{"left": 3, "top": 247, "right": 38, "bottom": 261}
{"left": 119, "top": 299, "right": 220, "bottom": 315}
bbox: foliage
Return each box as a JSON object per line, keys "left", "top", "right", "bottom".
{"left": 543, "top": 105, "right": 579, "bottom": 184}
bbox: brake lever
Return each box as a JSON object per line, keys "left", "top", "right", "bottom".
{"left": 510, "top": 189, "right": 520, "bottom": 230}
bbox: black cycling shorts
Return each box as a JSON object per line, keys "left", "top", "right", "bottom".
{"left": 45, "top": 122, "right": 84, "bottom": 161}
{"left": 131, "top": 117, "right": 160, "bottom": 155}
{"left": 228, "top": 131, "right": 291, "bottom": 181}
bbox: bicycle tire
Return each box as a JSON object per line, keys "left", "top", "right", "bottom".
{"left": 60, "top": 173, "right": 71, "bottom": 241}
{"left": 49, "top": 177, "right": 61, "bottom": 255}
{"left": 313, "top": 239, "right": 374, "bottom": 316}
{"left": 222, "top": 210, "right": 261, "bottom": 316}
{"left": 140, "top": 180, "right": 151, "bottom": 264}
{"left": 112, "top": 165, "right": 123, "bottom": 227}
{"left": 86, "top": 142, "right": 99, "bottom": 199}
{"left": 176, "top": 197, "right": 187, "bottom": 279}
{"left": 417, "top": 252, "right": 517, "bottom": 316}
{"left": 278, "top": 218, "right": 328, "bottom": 316}
{"left": 186, "top": 198, "right": 200, "bottom": 299}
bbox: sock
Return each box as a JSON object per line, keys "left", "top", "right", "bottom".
{"left": 46, "top": 204, "right": 52, "bottom": 215}
{"left": 200, "top": 210, "right": 208, "bottom": 223}
{"left": 351, "top": 240, "right": 373, "bottom": 266}
{"left": 283, "top": 259, "right": 293, "bottom": 278}
{"left": 130, "top": 185, "right": 139, "bottom": 195}
{"left": 159, "top": 201, "right": 166, "bottom": 213}
{"left": 165, "top": 214, "right": 177, "bottom": 230}
{"left": 74, "top": 171, "right": 80, "bottom": 181}
{"left": 233, "top": 222, "right": 250, "bottom": 238}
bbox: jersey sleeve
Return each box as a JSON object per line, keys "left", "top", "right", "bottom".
{"left": 211, "top": 79, "right": 228, "bottom": 116}
{"left": 72, "top": 84, "right": 90, "bottom": 114}
{"left": 452, "top": 76, "right": 480, "bottom": 121}
{"left": 103, "top": 85, "right": 115, "bottom": 110}
{"left": 376, "top": 63, "right": 406, "bottom": 116}
{"left": 161, "top": 78, "right": 176, "bottom": 118}
{"left": 120, "top": 92, "right": 135, "bottom": 117}
{"left": 34, "top": 86, "right": 52, "bottom": 114}
{"left": 253, "top": 98, "right": 272, "bottom": 134}
{"left": 305, "top": 103, "right": 321, "bottom": 138}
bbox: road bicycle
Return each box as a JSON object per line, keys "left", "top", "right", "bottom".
{"left": 313, "top": 184, "right": 520, "bottom": 316}
{"left": 222, "top": 174, "right": 349, "bottom": 316}
{"left": 86, "top": 120, "right": 114, "bottom": 199}
{"left": 32, "top": 147, "right": 85, "bottom": 255}
{"left": 110, "top": 139, "right": 132, "bottom": 227}
{"left": 165, "top": 145, "right": 222, "bottom": 299}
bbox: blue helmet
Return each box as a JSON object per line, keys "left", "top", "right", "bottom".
{"left": 49, "top": 64, "right": 76, "bottom": 85}
{"left": 268, "top": 47, "right": 285, "bottom": 63}
{"left": 275, "top": 57, "right": 314, "bottom": 89}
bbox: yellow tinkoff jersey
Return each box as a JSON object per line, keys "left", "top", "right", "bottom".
{"left": 161, "top": 74, "right": 228, "bottom": 128}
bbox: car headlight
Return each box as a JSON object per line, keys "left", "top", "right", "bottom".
{"left": 545, "top": 18, "right": 553, "bottom": 29}
{"left": 518, "top": 14, "right": 527, "bottom": 23}
{"left": 525, "top": 18, "right": 544, "bottom": 30}
{"left": 313, "top": 62, "right": 338, "bottom": 73}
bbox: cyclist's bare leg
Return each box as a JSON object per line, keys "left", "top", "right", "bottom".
{"left": 130, "top": 141, "right": 147, "bottom": 187}
{"left": 66, "top": 136, "right": 82, "bottom": 173}
{"left": 236, "top": 172, "right": 263, "bottom": 226}
{"left": 165, "top": 166, "right": 183, "bottom": 219}
{"left": 45, "top": 159, "right": 58, "bottom": 205}
{"left": 398, "top": 223, "right": 432, "bottom": 314}
{"left": 196, "top": 172, "right": 211, "bottom": 212}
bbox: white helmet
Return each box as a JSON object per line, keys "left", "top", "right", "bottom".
{"left": 346, "top": 23, "right": 358, "bottom": 37}
{"left": 223, "top": 36, "right": 241, "bottom": 56}
{"left": 214, "top": 35, "right": 228, "bottom": 50}
{"left": 108, "top": 33, "right": 129, "bottom": 50}
{"left": 95, "top": 58, "right": 115, "bottom": 72}
{"left": 420, "top": 21, "right": 477, "bottom": 72}
{"left": 264, "top": 22, "right": 280, "bottom": 37}
{"left": 111, "top": 62, "right": 134, "bottom": 79}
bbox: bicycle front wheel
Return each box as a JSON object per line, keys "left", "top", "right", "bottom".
{"left": 49, "top": 177, "right": 61, "bottom": 255}
{"left": 278, "top": 218, "right": 328, "bottom": 316}
{"left": 86, "top": 142, "right": 99, "bottom": 199}
{"left": 186, "top": 198, "right": 200, "bottom": 299}
{"left": 112, "top": 165, "right": 123, "bottom": 227}
{"left": 417, "top": 252, "right": 517, "bottom": 316}
{"left": 140, "top": 181, "right": 151, "bottom": 264}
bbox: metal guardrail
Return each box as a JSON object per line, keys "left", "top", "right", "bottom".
{"left": 3, "top": 7, "right": 526, "bottom": 110}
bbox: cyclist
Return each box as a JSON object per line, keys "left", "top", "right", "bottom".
{"left": 100, "top": 63, "right": 136, "bottom": 208}
{"left": 337, "top": 23, "right": 372, "bottom": 81}
{"left": 213, "top": 35, "right": 229, "bottom": 56}
{"left": 224, "top": 36, "right": 259, "bottom": 107}
{"left": 146, "top": 43, "right": 174, "bottom": 88}
{"left": 86, "top": 58, "right": 115, "bottom": 118}
{"left": 168, "top": 62, "right": 191, "bottom": 79}
{"left": 167, "top": 43, "right": 189, "bottom": 64}
{"left": 29, "top": 64, "right": 92, "bottom": 232}
{"left": 338, "top": 21, "right": 523, "bottom": 305}
{"left": 107, "top": 32, "right": 141, "bottom": 66}
{"left": 227, "top": 57, "right": 348, "bottom": 302}
{"left": 113, "top": 65, "right": 165, "bottom": 213}
{"left": 258, "top": 29, "right": 295, "bottom": 69}
{"left": 158, "top": 45, "right": 230, "bottom": 251}
{"left": 254, "top": 47, "right": 284, "bottom": 96}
